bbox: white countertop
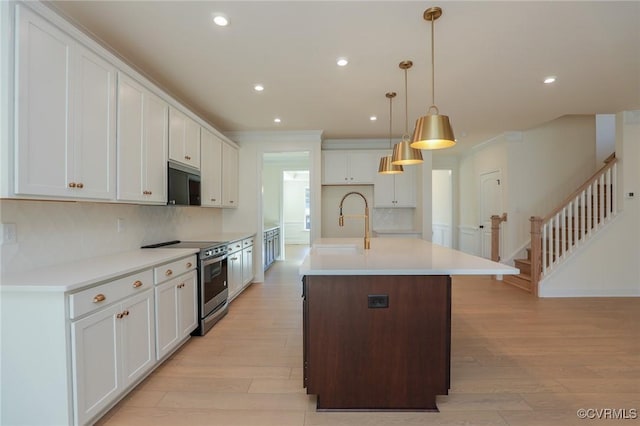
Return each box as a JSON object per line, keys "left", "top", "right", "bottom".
{"left": 1, "top": 248, "right": 199, "bottom": 293}
{"left": 300, "top": 238, "right": 519, "bottom": 276}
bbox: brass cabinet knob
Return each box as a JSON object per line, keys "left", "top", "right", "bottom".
{"left": 185, "top": 155, "right": 191, "bottom": 160}
{"left": 211, "top": 198, "right": 216, "bottom": 202}
{"left": 93, "top": 294, "right": 106, "bottom": 303}
{"left": 123, "top": 310, "right": 129, "bottom": 316}
{"left": 230, "top": 200, "right": 234, "bottom": 204}
{"left": 132, "top": 280, "right": 143, "bottom": 288}
{"left": 165, "top": 269, "right": 173, "bottom": 276}
{"left": 77, "top": 183, "right": 84, "bottom": 189}
{"left": 186, "top": 262, "right": 192, "bottom": 268}
{"left": 116, "top": 313, "right": 123, "bottom": 319}
{"left": 68, "top": 182, "right": 76, "bottom": 188}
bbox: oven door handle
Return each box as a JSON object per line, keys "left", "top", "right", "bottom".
{"left": 202, "top": 254, "right": 228, "bottom": 267}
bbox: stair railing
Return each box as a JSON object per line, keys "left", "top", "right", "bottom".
{"left": 530, "top": 157, "right": 618, "bottom": 296}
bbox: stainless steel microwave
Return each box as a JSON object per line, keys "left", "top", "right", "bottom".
{"left": 168, "top": 162, "right": 201, "bottom": 206}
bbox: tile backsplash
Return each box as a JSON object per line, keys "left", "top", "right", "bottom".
{"left": 0, "top": 199, "right": 222, "bottom": 277}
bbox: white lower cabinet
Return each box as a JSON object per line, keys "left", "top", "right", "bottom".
{"left": 242, "top": 237, "right": 255, "bottom": 287}
{"left": 71, "top": 289, "right": 155, "bottom": 426}
{"left": 228, "top": 245, "right": 243, "bottom": 300}
{"left": 155, "top": 270, "right": 197, "bottom": 359}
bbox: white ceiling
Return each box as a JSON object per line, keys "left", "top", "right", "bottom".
{"left": 50, "top": 1, "right": 640, "bottom": 154}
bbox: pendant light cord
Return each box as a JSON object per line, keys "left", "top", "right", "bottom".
{"left": 388, "top": 94, "right": 393, "bottom": 148}
{"left": 431, "top": 14, "right": 436, "bottom": 108}
{"left": 404, "top": 68, "right": 409, "bottom": 137}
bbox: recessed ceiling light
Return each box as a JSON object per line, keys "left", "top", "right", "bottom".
{"left": 337, "top": 58, "right": 349, "bottom": 67}
{"left": 369, "top": 116, "right": 377, "bottom": 121}
{"left": 543, "top": 76, "right": 557, "bottom": 84}
{"left": 254, "top": 84, "right": 264, "bottom": 92}
{"left": 213, "top": 14, "right": 229, "bottom": 26}
{"left": 274, "top": 118, "right": 281, "bottom": 123}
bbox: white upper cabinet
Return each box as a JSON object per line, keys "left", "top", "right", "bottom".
{"left": 322, "top": 151, "right": 376, "bottom": 184}
{"left": 222, "top": 142, "right": 239, "bottom": 208}
{"left": 169, "top": 107, "right": 201, "bottom": 170}
{"left": 200, "top": 128, "right": 223, "bottom": 207}
{"left": 14, "top": 5, "right": 116, "bottom": 200}
{"left": 373, "top": 154, "right": 416, "bottom": 208}
{"left": 117, "top": 73, "right": 168, "bottom": 204}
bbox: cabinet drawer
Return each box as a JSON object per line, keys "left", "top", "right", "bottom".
{"left": 242, "top": 237, "right": 254, "bottom": 248}
{"left": 154, "top": 255, "right": 197, "bottom": 284}
{"left": 228, "top": 240, "right": 243, "bottom": 254}
{"left": 69, "top": 270, "right": 153, "bottom": 319}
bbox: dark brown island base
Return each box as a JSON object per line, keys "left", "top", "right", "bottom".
{"left": 302, "top": 274, "right": 451, "bottom": 411}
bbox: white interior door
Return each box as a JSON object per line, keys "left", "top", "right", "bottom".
{"left": 480, "top": 170, "right": 502, "bottom": 259}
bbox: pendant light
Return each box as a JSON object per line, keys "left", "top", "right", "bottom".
{"left": 391, "top": 60, "right": 423, "bottom": 165}
{"left": 411, "top": 6, "right": 456, "bottom": 150}
{"left": 378, "top": 92, "right": 404, "bottom": 175}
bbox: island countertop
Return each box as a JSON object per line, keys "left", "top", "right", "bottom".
{"left": 300, "top": 238, "right": 519, "bottom": 276}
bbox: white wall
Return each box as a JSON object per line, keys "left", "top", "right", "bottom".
{"left": 432, "top": 169, "right": 453, "bottom": 247}
{"left": 540, "top": 110, "right": 640, "bottom": 297}
{"left": 596, "top": 114, "right": 616, "bottom": 164}
{"left": 0, "top": 199, "right": 222, "bottom": 276}
{"left": 322, "top": 185, "right": 373, "bottom": 238}
{"left": 458, "top": 115, "right": 596, "bottom": 260}
{"left": 222, "top": 131, "right": 322, "bottom": 283}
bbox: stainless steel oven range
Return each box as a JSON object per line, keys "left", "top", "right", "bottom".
{"left": 142, "top": 240, "right": 228, "bottom": 335}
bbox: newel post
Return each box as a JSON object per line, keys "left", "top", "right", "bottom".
{"left": 490, "top": 213, "right": 508, "bottom": 262}
{"left": 529, "top": 216, "right": 543, "bottom": 297}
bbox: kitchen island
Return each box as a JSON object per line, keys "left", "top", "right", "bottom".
{"left": 300, "top": 238, "right": 518, "bottom": 411}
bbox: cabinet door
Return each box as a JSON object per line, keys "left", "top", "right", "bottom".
{"left": 228, "top": 251, "right": 243, "bottom": 298}
{"left": 121, "top": 290, "right": 156, "bottom": 388}
{"left": 322, "top": 151, "right": 348, "bottom": 184}
{"left": 373, "top": 171, "right": 396, "bottom": 207}
{"left": 200, "top": 128, "right": 222, "bottom": 207}
{"left": 15, "top": 5, "right": 73, "bottom": 197}
{"left": 117, "top": 74, "right": 167, "bottom": 204}
{"left": 155, "top": 279, "right": 179, "bottom": 360}
{"left": 178, "top": 271, "right": 198, "bottom": 338}
{"left": 222, "top": 142, "right": 239, "bottom": 207}
{"left": 348, "top": 151, "right": 376, "bottom": 184}
{"left": 143, "top": 91, "right": 169, "bottom": 203}
{"left": 71, "top": 304, "right": 120, "bottom": 426}
{"left": 169, "top": 108, "right": 200, "bottom": 170}
{"left": 73, "top": 45, "right": 117, "bottom": 200}
{"left": 242, "top": 246, "right": 254, "bottom": 286}
{"left": 393, "top": 165, "right": 416, "bottom": 207}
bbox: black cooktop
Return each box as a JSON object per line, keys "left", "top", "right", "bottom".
{"left": 141, "top": 240, "right": 225, "bottom": 250}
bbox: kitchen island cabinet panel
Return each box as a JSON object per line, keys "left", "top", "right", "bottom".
{"left": 303, "top": 274, "right": 451, "bottom": 410}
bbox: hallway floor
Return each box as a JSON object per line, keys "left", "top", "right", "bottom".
{"left": 97, "top": 245, "right": 639, "bottom": 426}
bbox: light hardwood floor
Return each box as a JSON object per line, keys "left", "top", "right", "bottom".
{"left": 97, "top": 245, "right": 639, "bottom": 426}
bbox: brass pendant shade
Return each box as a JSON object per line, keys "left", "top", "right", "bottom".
{"left": 378, "top": 155, "right": 403, "bottom": 174}
{"left": 378, "top": 92, "right": 404, "bottom": 175}
{"left": 410, "top": 6, "right": 456, "bottom": 150}
{"left": 411, "top": 111, "right": 456, "bottom": 150}
{"left": 391, "top": 61, "right": 423, "bottom": 165}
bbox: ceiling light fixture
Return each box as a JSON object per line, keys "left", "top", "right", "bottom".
{"left": 212, "top": 14, "right": 228, "bottom": 26}
{"left": 544, "top": 76, "right": 557, "bottom": 84}
{"left": 378, "top": 92, "right": 404, "bottom": 175}
{"left": 411, "top": 6, "right": 456, "bottom": 150}
{"left": 337, "top": 58, "right": 349, "bottom": 67}
{"left": 254, "top": 84, "right": 264, "bottom": 92}
{"left": 392, "top": 60, "right": 424, "bottom": 165}
{"left": 274, "top": 118, "right": 281, "bottom": 123}
{"left": 370, "top": 116, "right": 377, "bottom": 121}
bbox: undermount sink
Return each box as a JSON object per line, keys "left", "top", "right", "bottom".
{"left": 311, "top": 243, "right": 363, "bottom": 255}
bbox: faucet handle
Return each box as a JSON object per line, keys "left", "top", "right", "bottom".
{"left": 339, "top": 215, "right": 344, "bottom": 226}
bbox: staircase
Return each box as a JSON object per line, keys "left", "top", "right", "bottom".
{"left": 504, "top": 155, "right": 618, "bottom": 296}
{"left": 504, "top": 248, "right": 534, "bottom": 292}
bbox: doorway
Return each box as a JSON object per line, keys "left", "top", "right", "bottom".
{"left": 479, "top": 170, "right": 503, "bottom": 259}
{"left": 262, "top": 151, "right": 310, "bottom": 261}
